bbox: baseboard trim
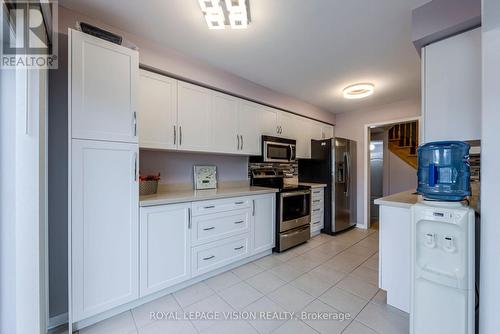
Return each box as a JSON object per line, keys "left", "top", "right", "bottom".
{"left": 48, "top": 312, "right": 68, "bottom": 329}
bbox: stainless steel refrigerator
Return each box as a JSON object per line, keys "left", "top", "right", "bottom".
{"left": 298, "top": 138, "right": 357, "bottom": 234}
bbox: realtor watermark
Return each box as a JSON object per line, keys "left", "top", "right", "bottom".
{"left": 149, "top": 311, "right": 352, "bottom": 322}
{"left": 1, "top": 0, "right": 58, "bottom": 69}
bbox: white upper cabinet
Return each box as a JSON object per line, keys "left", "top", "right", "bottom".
{"left": 212, "top": 92, "right": 239, "bottom": 153}
{"left": 322, "top": 124, "right": 334, "bottom": 139}
{"left": 423, "top": 28, "right": 481, "bottom": 142}
{"left": 294, "top": 118, "right": 312, "bottom": 159}
{"left": 177, "top": 81, "right": 213, "bottom": 152}
{"left": 138, "top": 70, "right": 177, "bottom": 150}
{"left": 71, "top": 139, "right": 139, "bottom": 321}
{"left": 70, "top": 29, "right": 139, "bottom": 143}
{"left": 277, "top": 111, "right": 296, "bottom": 139}
{"left": 138, "top": 70, "right": 332, "bottom": 156}
{"left": 238, "top": 101, "right": 263, "bottom": 155}
{"left": 260, "top": 107, "right": 280, "bottom": 136}
{"left": 310, "top": 121, "right": 324, "bottom": 141}
{"left": 140, "top": 203, "right": 191, "bottom": 297}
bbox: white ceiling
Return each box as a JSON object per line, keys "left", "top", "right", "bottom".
{"left": 59, "top": 0, "right": 430, "bottom": 114}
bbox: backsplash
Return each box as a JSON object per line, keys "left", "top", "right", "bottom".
{"left": 248, "top": 162, "right": 298, "bottom": 178}
{"left": 140, "top": 150, "right": 250, "bottom": 185}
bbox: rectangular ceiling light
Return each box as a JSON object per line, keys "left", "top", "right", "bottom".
{"left": 198, "top": 0, "right": 250, "bottom": 30}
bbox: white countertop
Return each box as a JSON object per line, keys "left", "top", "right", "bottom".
{"left": 140, "top": 186, "right": 278, "bottom": 207}
{"left": 374, "top": 190, "right": 421, "bottom": 209}
{"left": 298, "top": 182, "right": 328, "bottom": 188}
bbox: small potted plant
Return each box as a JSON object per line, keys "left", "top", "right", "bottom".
{"left": 139, "top": 173, "right": 160, "bottom": 195}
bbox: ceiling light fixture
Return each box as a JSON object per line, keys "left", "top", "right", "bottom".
{"left": 198, "top": 0, "right": 250, "bottom": 30}
{"left": 343, "top": 83, "right": 375, "bottom": 99}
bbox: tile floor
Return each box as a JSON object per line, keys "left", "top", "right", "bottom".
{"left": 73, "top": 228, "right": 409, "bottom": 334}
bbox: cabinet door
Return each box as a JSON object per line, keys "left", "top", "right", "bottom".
{"left": 238, "top": 101, "right": 262, "bottom": 155}
{"left": 212, "top": 93, "right": 239, "bottom": 153}
{"left": 71, "top": 139, "right": 139, "bottom": 321}
{"left": 424, "top": 28, "right": 481, "bottom": 142}
{"left": 294, "top": 117, "right": 312, "bottom": 159}
{"left": 260, "top": 107, "right": 280, "bottom": 136}
{"left": 177, "top": 81, "right": 212, "bottom": 152}
{"left": 138, "top": 70, "right": 178, "bottom": 150}
{"left": 309, "top": 121, "right": 324, "bottom": 140}
{"left": 322, "top": 124, "right": 334, "bottom": 139}
{"left": 277, "top": 111, "right": 296, "bottom": 138}
{"left": 140, "top": 204, "right": 191, "bottom": 297}
{"left": 70, "top": 29, "right": 139, "bottom": 143}
{"left": 252, "top": 194, "right": 276, "bottom": 254}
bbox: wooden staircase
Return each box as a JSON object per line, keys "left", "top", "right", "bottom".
{"left": 388, "top": 121, "right": 419, "bottom": 169}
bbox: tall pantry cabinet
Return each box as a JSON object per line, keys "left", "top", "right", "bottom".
{"left": 68, "top": 29, "right": 140, "bottom": 323}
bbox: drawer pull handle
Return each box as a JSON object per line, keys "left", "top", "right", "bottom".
{"left": 234, "top": 246, "right": 244, "bottom": 250}
{"left": 235, "top": 201, "right": 245, "bottom": 205}
{"left": 203, "top": 255, "right": 215, "bottom": 260}
{"left": 313, "top": 221, "right": 321, "bottom": 225}
{"left": 313, "top": 191, "right": 320, "bottom": 194}
{"left": 203, "top": 205, "right": 215, "bottom": 209}
{"left": 203, "top": 227, "right": 215, "bottom": 231}
{"left": 313, "top": 208, "right": 321, "bottom": 212}
{"left": 234, "top": 220, "right": 244, "bottom": 224}
{"left": 313, "top": 200, "right": 320, "bottom": 203}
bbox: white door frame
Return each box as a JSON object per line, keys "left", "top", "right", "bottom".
{"left": 363, "top": 116, "right": 421, "bottom": 228}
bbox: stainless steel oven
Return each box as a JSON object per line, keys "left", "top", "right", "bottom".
{"left": 262, "top": 136, "right": 296, "bottom": 163}
{"left": 278, "top": 188, "right": 311, "bottom": 252}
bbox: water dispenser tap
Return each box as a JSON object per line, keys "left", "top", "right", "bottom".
{"left": 425, "top": 233, "right": 436, "bottom": 248}
{"left": 443, "top": 236, "right": 456, "bottom": 252}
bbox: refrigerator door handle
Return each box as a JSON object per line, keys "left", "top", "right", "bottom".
{"left": 344, "top": 152, "right": 350, "bottom": 197}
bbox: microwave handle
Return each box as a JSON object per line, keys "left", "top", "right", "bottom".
{"left": 290, "top": 145, "right": 296, "bottom": 161}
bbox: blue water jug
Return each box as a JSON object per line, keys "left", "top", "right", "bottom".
{"left": 417, "top": 141, "right": 471, "bottom": 201}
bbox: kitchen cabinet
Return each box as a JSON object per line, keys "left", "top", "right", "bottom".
{"left": 177, "top": 81, "right": 213, "bottom": 152}
{"left": 322, "top": 124, "right": 334, "bottom": 139}
{"left": 423, "top": 28, "right": 481, "bottom": 143}
{"left": 260, "top": 106, "right": 280, "bottom": 136}
{"left": 212, "top": 92, "right": 239, "bottom": 153}
{"left": 139, "top": 203, "right": 191, "bottom": 297}
{"left": 237, "top": 100, "right": 263, "bottom": 155}
{"left": 138, "top": 70, "right": 334, "bottom": 157}
{"left": 252, "top": 194, "right": 276, "bottom": 253}
{"left": 70, "top": 29, "right": 139, "bottom": 143}
{"left": 277, "top": 111, "right": 296, "bottom": 138}
{"left": 138, "top": 70, "right": 177, "bottom": 150}
{"left": 310, "top": 188, "right": 325, "bottom": 236}
{"left": 71, "top": 139, "right": 139, "bottom": 321}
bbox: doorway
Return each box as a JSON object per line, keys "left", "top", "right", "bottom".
{"left": 364, "top": 117, "right": 421, "bottom": 228}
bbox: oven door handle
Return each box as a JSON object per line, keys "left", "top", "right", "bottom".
{"left": 281, "top": 190, "right": 311, "bottom": 198}
{"left": 281, "top": 225, "right": 310, "bottom": 238}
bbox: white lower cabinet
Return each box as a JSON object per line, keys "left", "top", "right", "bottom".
{"left": 192, "top": 234, "right": 251, "bottom": 277}
{"left": 138, "top": 193, "right": 275, "bottom": 297}
{"left": 310, "top": 188, "right": 325, "bottom": 236}
{"left": 139, "top": 203, "right": 191, "bottom": 297}
{"left": 252, "top": 194, "right": 276, "bottom": 253}
{"left": 71, "top": 139, "right": 139, "bottom": 322}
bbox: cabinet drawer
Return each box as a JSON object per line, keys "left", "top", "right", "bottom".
{"left": 311, "top": 207, "right": 324, "bottom": 217}
{"left": 311, "top": 188, "right": 324, "bottom": 198}
{"left": 192, "top": 196, "right": 252, "bottom": 216}
{"left": 192, "top": 209, "right": 250, "bottom": 246}
{"left": 311, "top": 217, "right": 324, "bottom": 230}
{"left": 312, "top": 199, "right": 324, "bottom": 209}
{"left": 192, "top": 234, "right": 250, "bottom": 277}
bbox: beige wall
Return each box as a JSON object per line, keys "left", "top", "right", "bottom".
{"left": 58, "top": 6, "right": 335, "bottom": 124}
{"left": 334, "top": 99, "right": 421, "bottom": 227}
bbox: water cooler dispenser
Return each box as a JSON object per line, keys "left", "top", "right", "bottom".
{"left": 411, "top": 141, "right": 475, "bottom": 334}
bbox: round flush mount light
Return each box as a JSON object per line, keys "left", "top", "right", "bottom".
{"left": 343, "top": 83, "right": 375, "bottom": 99}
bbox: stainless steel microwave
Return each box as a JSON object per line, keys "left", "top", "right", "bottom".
{"left": 262, "top": 135, "right": 296, "bottom": 163}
